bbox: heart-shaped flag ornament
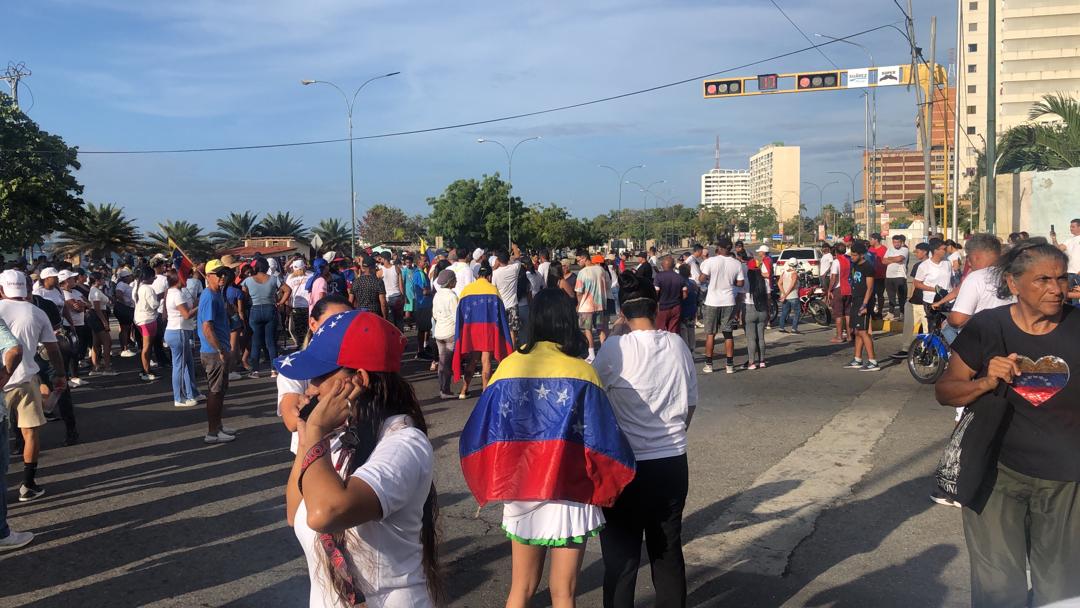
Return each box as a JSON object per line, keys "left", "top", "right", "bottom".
{"left": 1012, "top": 355, "right": 1070, "bottom": 407}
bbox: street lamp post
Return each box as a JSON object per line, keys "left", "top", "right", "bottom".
{"left": 828, "top": 170, "right": 862, "bottom": 235}
{"left": 802, "top": 181, "right": 838, "bottom": 244}
{"left": 599, "top": 164, "right": 645, "bottom": 212}
{"left": 478, "top": 137, "right": 541, "bottom": 252}
{"left": 627, "top": 180, "right": 666, "bottom": 249}
{"left": 301, "top": 72, "right": 400, "bottom": 259}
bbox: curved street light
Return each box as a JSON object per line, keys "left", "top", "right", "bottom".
{"left": 301, "top": 71, "right": 400, "bottom": 258}
{"left": 627, "top": 180, "right": 666, "bottom": 248}
{"left": 801, "top": 181, "right": 838, "bottom": 244}
{"left": 599, "top": 164, "right": 645, "bottom": 212}
{"left": 478, "top": 137, "right": 541, "bottom": 251}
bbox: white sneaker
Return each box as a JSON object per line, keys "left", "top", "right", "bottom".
{"left": 120, "top": 349, "right": 138, "bottom": 358}
{"left": 139, "top": 372, "right": 158, "bottom": 381}
{"left": 0, "top": 530, "right": 35, "bottom": 551}
{"left": 174, "top": 399, "right": 198, "bottom": 408}
{"left": 150, "top": 360, "right": 159, "bottom": 368}
{"left": 220, "top": 426, "right": 238, "bottom": 436}
{"left": 702, "top": 364, "right": 714, "bottom": 374}
{"left": 68, "top": 377, "right": 85, "bottom": 387}
{"left": 101, "top": 369, "right": 119, "bottom": 376}
{"left": 726, "top": 365, "right": 736, "bottom": 374}
{"left": 204, "top": 431, "right": 236, "bottom": 444}
{"left": 227, "top": 372, "right": 242, "bottom": 381}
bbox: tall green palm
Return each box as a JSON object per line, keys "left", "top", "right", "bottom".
{"left": 259, "top": 211, "right": 307, "bottom": 240}
{"left": 209, "top": 211, "right": 262, "bottom": 248}
{"left": 54, "top": 203, "right": 142, "bottom": 261}
{"left": 309, "top": 218, "right": 353, "bottom": 253}
{"left": 145, "top": 220, "right": 214, "bottom": 260}
{"left": 996, "top": 93, "right": 1080, "bottom": 173}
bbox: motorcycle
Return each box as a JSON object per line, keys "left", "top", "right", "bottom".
{"left": 797, "top": 271, "right": 831, "bottom": 326}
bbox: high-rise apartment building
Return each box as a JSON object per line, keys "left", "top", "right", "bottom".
{"left": 700, "top": 169, "right": 751, "bottom": 211}
{"left": 958, "top": 0, "right": 1080, "bottom": 185}
{"left": 749, "top": 143, "right": 801, "bottom": 222}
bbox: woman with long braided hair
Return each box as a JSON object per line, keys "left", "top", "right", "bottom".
{"left": 280, "top": 310, "right": 444, "bottom": 607}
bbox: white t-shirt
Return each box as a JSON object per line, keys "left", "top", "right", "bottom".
{"left": 687, "top": 255, "right": 702, "bottom": 281}
{"left": 152, "top": 274, "right": 169, "bottom": 314}
{"left": 449, "top": 262, "right": 474, "bottom": 296}
{"left": 885, "top": 246, "right": 910, "bottom": 279}
{"left": 275, "top": 373, "right": 308, "bottom": 454}
{"left": 491, "top": 262, "right": 521, "bottom": 310}
{"left": 114, "top": 281, "right": 134, "bottom": 307}
{"left": 293, "top": 415, "right": 434, "bottom": 608}
{"left": 592, "top": 330, "right": 697, "bottom": 461}
{"left": 382, "top": 265, "right": 402, "bottom": 298}
{"left": 952, "top": 268, "right": 1015, "bottom": 318}
{"left": 62, "top": 289, "right": 86, "bottom": 327}
{"left": 915, "top": 259, "right": 953, "bottom": 304}
{"left": 432, "top": 289, "right": 458, "bottom": 341}
{"left": 698, "top": 255, "right": 745, "bottom": 307}
{"left": 88, "top": 286, "right": 110, "bottom": 311}
{"left": 1064, "top": 234, "right": 1080, "bottom": 274}
{"left": 536, "top": 261, "right": 552, "bottom": 286}
{"left": 134, "top": 284, "right": 160, "bottom": 325}
{"left": 0, "top": 300, "right": 57, "bottom": 389}
{"left": 34, "top": 286, "right": 65, "bottom": 313}
{"left": 285, "top": 273, "right": 313, "bottom": 308}
{"left": 818, "top": 253, "right": 834, "bottom": 278}
{"left": 165, "top": 287, "right": 196, "bottom": 331}
{"left": 778, "top": 269, "right": 799, "bottom": 301}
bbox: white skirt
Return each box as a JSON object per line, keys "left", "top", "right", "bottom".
{"left": 502, "top": 500, "right": 605, "bottom": 546}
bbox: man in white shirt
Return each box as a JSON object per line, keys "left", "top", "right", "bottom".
{"left": 818, "top": 244, "right": 834, "bottom": 286}
{"left": 448, "top": 250, "right": 474, "bottom": 296}
{"left": 491, "top": 251, "right": 522, "bottom": 345}
{"left": 1053, "top": 218, "right": 1080, "bottom": 303}
{"left": 697, "top": 238, "right": 745, "bottom": 375}
{"left": 150, "top": 256, "right": 170, "bottom": 369}
{"left": 535, "top": 249, "right": 552, "bottom": 290}
{"left": 882, "top": 235, "right": 910, "bottom": 319}
{"left": 0, "top": 270, "right": 66, "bottom": 502}
{"left": 946, "top": 234, "right": 1014, "bottom": 336}
{"left": 912, "top": 239, "right": 952, "bottom": 334}
{"left": 686, "top": 244, "right": 704, "bottom": 281}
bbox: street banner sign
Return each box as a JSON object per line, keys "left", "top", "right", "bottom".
{"left": 847, "top": 68, "right": 869, "bottom": 88}
{"left": 818, "top": 224, "right": 826, "bottom": 240}
{"left": 877, "top": 66, "right": 902, "bottom": 86}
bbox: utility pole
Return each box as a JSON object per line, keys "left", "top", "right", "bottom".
{"left": 2, "top": 62, "right": 32, "bottom": 108}
{"left": 924, "top": 17, "right": 937, "bottom": 236}
{"left": 952, "top": 3, "right": 964, "bottom": 240}
{"left": 985, "top": 0, "right": 997, "bottom": 234}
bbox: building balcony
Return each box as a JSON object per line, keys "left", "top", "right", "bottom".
{"left": 1001, "top": 4, "right": 1080, "bottom": 20}
{"left": 1001, "top": 25, "right": 1080, "bottom": 40}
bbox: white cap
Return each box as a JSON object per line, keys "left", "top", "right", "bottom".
{"left": 472, "top": 248, "right": 484, "bottom": 261}
{"left": 291, "top": 260, "right": 305, "bottom": 270}
{"left": 322, "top": 251, "right": 336, "bottom": 263}
{"left": 117, "top": 268, "right": 133, "bottom": 278}
{"left": 756, "top": 245, "right": 771, "bottom": 253}
{"left": 57, "top": 269, "right": 77, "bottom": 282}
{"left": 0, "top": 269, "right": 28, "bottom": 298}
{"left": 40, "top": 267, "right": 60, "bottom": 279}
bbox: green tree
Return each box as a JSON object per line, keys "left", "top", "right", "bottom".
{"left": 210, "top": 211, "right": 262, "bottom": 248}
{"left": 904, "top": 193, "right": 944, "bottom": 217}
{"left": 309, "top": 218, "right": 353, "bottom": 254}
{"left": 259, "top": 211, "right": 307, "bottom": 240}
{"left": 996, "top": 93, "right": 1080, "bottom": 172}
{"left": 0, "top": 92, "right": 85, "bottom": 253}
{"left": 145, "top": 220, "right": 214, "bottom": 260}
{"left": 427, "top": 174, "right": 525, "bottom": 250}
{"left": 358, "top": 204, "right": 426, "bottom": 245}
{"left": 518, "top": 204, "right": 598, "bottom": 250}
{"left": 53, "top": 203, "right": 141, "bottom": 261}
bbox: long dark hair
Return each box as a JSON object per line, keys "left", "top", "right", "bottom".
{"left": 519, "top": 289, "right": 587, "bottom": 358}
{"left": 746, "top": 266, "right": 768, "bottom": 311}
{"left": 545, "top": 261, "right": 564, "bottom": 289}
{"left": 319, "top": 371, "right": 444, "bottom": 607}
{"left": 617, "top": 270, "right": 658, "bottom": 320}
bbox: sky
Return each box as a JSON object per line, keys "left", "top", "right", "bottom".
{"left": 4, "top": 0, "right": 957, "bottom": 234}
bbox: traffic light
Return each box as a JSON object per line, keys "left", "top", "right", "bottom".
{"left": 796, "top": 71, "right": 840, "bottom": 91}
{"left": 703, "top": 79, "right": 743, "bottom": 98}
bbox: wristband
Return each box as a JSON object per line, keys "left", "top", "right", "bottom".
{"left": 297, "top": 436, "right": 331, "bottom": 494}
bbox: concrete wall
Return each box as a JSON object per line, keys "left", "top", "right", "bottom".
{"left": 980, "top": 167, "right": 1079, "bottom": 238}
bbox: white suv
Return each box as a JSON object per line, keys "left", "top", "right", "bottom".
{"left": 775, "top": 247, "right": 822, "bottom": 272}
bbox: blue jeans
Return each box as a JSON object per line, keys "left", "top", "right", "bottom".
{"left": 779, "top": 299, "right": 801, "bottom": 331}
{"left": 164, "top": 329, "right": 199, "bottom": 402}
{"left": 941, "top": 323, "right": 960, "bottom": 345}
{"left": 1, "top": 422, "right": 10, "bottom": 538}
{"left": 247, "top": 304, "right": 278, "bottom": 370}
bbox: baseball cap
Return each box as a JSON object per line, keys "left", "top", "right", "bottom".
{"left": 291, "top": 260, "right": 305, "bottom": 270}
{"left": 756, "top": 245, "right": 770, "bottom": 253}
{"left": 205, "top": 259, "right": 231, "bottom": 275}
{"left": 57, "top": 269, "right": 77, "bottom": 282}
{"left": 150, "top": 254, "right": 168, "bottom": 266}
{"left": 274, "top": 310, "right": 406, "bottom": 379}
{"left": 117, "top": 268, "right": 133, "bottom": 278}
{"left": 40, "top": 267, "right": 60, "bottom": 279}
{"left": 591, "top": 254, "right": 605, "bottom": 264}
{"left": 436, "top": 269, "right": 455, "bottom": 287}
{"left": 0, "top": 269, "right": 28, "bottom": 297}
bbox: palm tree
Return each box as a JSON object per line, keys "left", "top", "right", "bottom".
{"left": 259, "top": 211, "right": 307, "bottom": 241}
{"left": 309, "top": 218, "right": 353, "bottom": 254}
{"left": 145, "top": 220, "right": 214, "bottom": 261}
{"left": 210, "top": 211, "right": 262, "bottom": 248}
{"left": 995, "top": 93, "right": 1080, "bottom": 173}
{"left": 54, "top": 203, "right": 142, "bottom": 261}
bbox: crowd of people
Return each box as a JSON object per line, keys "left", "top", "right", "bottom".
{"left": 0, "top": 218, "right": 1078, "bottom": 607}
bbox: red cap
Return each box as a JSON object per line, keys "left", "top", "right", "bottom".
{"left": 274, "top": 310, "right": 406, "bottom": 379}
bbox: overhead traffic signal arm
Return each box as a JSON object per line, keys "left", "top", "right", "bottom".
{"left": 703, "top": 66, "right": 914, "bottom": 99}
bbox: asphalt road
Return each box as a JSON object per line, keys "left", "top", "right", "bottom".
{"left": 1, "top": 323, "right": 970, "bottom": 607}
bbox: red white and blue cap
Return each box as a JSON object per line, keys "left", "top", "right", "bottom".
{"left": 273, "top": 310, "right": 406, "bottom": 380}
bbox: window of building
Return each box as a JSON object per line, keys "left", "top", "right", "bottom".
{"left": 968, "top": 43, "right": 977, "bottom": 53}
{"left": 969, "top": 22, "right": 977, "bottom": 32}
{"left": 969, "top": 1, "right": 977, "bottom": 9}
{"left": 967, "top": 85, "right": 977, "bottom": 94}
{"left": 967, "top": 126, "right": 977, "bottom": 134}
{"left": 967, "top": 105, "right": 977, "bottom": 114}
{"left": 967, "top": 64, "right": 977, "bottom": 73}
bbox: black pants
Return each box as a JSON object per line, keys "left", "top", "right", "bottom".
{"left": 36, "top": 352, "right": 76, "bottom": 436}
{"left": 153, "top": 314, "right": 169, "bottom": 367}
{"left": 601, "top": 454, "right": 688, "bottom": 608}
{"left": 870, "top": 279, "right": 887, "bottom": 318}
{"left": 885, "top": 277, "right": 907, "bottom": 313}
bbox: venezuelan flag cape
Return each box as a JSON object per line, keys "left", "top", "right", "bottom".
{"left": 459, "top": 342, "right": 636, "bottom": 507}
{"left": 452, "top": 278, "right": 514, "bottom": 381}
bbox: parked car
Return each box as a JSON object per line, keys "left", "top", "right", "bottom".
{"left": 775, "top": 247, "right": 822, "bottom": 273}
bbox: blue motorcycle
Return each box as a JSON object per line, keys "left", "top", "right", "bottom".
{"left": 907, "top": 302, "right": 953, "bottom": 384}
